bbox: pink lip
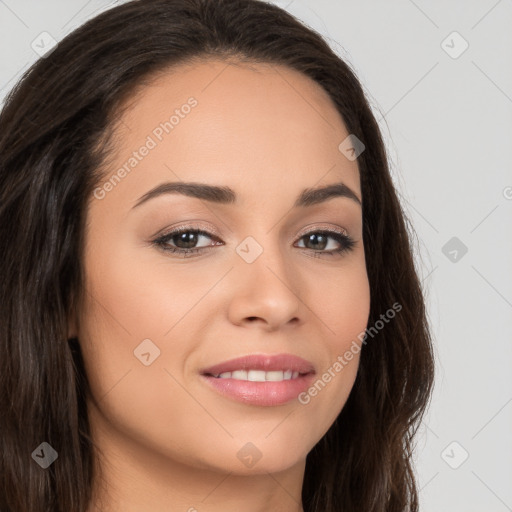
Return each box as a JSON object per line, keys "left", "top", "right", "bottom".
{"left": 199, "top": 353, "right": 316, "bottom": 407}
{"left": 200, "top": 353, "right": 315, "bottom": 377}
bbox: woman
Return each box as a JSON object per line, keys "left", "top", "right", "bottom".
{"left": 0, "top": 0, "right": 435, "bottom": 511}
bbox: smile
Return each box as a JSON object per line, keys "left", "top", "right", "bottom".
{"left": 212, "top": 369, "right": 302, "bottom": 381}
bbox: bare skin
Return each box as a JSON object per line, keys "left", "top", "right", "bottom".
{"left": 70, "top": 58, "right": 371, "bottom": 512}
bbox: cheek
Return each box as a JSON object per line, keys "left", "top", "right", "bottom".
{"left": 77, "top": 242, "right": 215, "bottom": 464}
{"left": 86, "top": 361, "right": 214, "bottom": 467}
{"left": 81, "top": 235, "right": 203, "bottom": 342}
{"left": 77, "top": 231, "right": 222, "bottom": 413}
{"left": 298, "top": 263, "right": 370, "bottom": 421}
{"left": 313, "top": 258, "right": 371, "bottom": 347}
{"left": 77, "top": 236, "right": 168, "bottom": 398}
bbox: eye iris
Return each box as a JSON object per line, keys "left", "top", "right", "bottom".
{"left": 305, "top": 233, "right": 328, "bottom": 250}
{"left": 175, "top": 231, "right": 198, "bottom": 249}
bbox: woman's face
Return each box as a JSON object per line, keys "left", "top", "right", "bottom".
{"left": 74, "top": 58, "right": 370, "bottom": 478}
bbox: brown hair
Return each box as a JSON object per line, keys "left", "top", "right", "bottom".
{"left": 0, "top": 0, "right": 435, "bottom": 510}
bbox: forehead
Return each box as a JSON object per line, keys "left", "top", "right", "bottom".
{"left": 97, "top": 58, "right": 361, "bottom": 210}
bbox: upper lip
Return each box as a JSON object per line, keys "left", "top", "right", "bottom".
{"left": 200, "top": 353, "right": 316, "bottom": 377}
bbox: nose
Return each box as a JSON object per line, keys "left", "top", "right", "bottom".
{"left": 226, "top": 242, "right": 302, "bottom": 332}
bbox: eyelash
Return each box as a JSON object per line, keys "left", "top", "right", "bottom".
{"left": 152, "top": 225, "right": 356, "bottom": 258}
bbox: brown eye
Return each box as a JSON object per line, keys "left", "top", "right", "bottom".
{"left": 152, "top": 226, "right": 355, "bottom": 258}
{"left": 153, "top": 227, "right": 220, "bottom": 257}
{"left": 295, "top": 230, "right": 356, "bottom": 256}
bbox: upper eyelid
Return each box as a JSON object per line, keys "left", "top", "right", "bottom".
{"left": 154, "top": 224, "right": 350, "bottom": 248}
{"left": 156, "top": 223, "right": 349, "bottom": 239}
{"left": 296, "top": 223, "right": 348, "bottom": 238}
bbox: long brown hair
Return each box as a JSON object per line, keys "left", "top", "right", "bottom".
{"left": 0, "top": 1, "right": 435, "bottom": 510}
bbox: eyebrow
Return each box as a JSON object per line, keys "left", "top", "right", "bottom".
{"left": 132, "top": 181, "right": 362, "bottom": 209}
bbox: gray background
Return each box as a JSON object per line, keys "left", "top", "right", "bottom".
{"left": 1, "top": 1, "right": 511, "bottom": 510}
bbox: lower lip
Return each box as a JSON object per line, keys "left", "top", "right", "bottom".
{"left": 200, "top": 373, "right": 315, "bottom": 406}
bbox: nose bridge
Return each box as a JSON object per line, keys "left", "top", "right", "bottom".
{"left": 233, "top": 197, "right": 301, "bottom": 281}
{"left": 233, "top": 196, "right": 289, "bottom": 267}
{"left": 228, "top": 229, "right": 302, "bottom": 329}
{"left": 235, "top": 230, "right": 290, "bottom": 286}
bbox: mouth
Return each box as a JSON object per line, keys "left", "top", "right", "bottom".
{"left": 199, "top": 353, "right": 316, "bottom": 406}
{"left": 205, "top": 369, "right": 309, "bottom": 381}
{"left": 200, "top": 352, "right": 315, "bottom": 376}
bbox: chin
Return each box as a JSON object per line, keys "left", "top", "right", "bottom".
{"left": 194, "top": 434, "right": 312, "bottom": 476}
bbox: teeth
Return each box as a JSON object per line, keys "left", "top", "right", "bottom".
{"left": 265, "top": 371, "right": 285, "bottom": 381}
{"left": 215, "top": 370, "right": 302, "bottom": 381}
{"left": 248, "top": 370, "right": 266, "bottom": 382}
